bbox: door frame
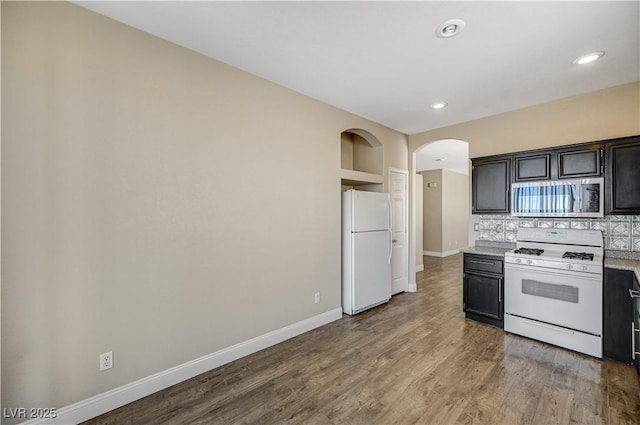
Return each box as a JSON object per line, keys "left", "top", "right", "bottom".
{"left": 388, "top": 167, "right": 409, "bottom": 294}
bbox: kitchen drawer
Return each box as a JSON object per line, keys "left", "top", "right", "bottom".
{"left": 464, "top": 254, "right": 503, "bottom": 274}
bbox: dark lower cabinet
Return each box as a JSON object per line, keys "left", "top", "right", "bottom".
{"left": 606, "top": 135, "right": 640, "bottom": 214}
{"left": 463, "top": 254, "right": 504, "bottom": 328}
{"left": 603, "top": 268, "right": 634, "bottom": 363}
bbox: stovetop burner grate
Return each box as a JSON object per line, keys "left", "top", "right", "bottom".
{"left": 513, "top": 248, "right": 544, "bottom": 256}
{"left": 562, "top": 252, "right": 594, "bottom": 261}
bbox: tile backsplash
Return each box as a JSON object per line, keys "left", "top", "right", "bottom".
{"left": 477, "top": 215, "right": 640, "bottom": 252}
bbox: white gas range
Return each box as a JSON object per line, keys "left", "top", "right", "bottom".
{"left": 504, "top": 228, "right": 604, "bottom": 358}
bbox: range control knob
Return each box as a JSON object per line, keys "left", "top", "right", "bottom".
{"left": 582, "top": 265, "right": 588, "bottom": 271}
{"left": 566, "top": 264, "right": 573, "bottom": 270}
{"left": 515, "top": 258, "right": 522, "bottom": 264}
{"left": 526, "top": 260, "right": 533, "bottom": 265}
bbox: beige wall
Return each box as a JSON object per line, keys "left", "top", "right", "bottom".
{"left": 441, "top": 170, "right": 469, "bottom": 252}
{"left": 415, "top": 174, "right": 423, "bottom": 269}
{"left": 409, "top": 81, "right": 640, "bottom": 158}
{"left": 421, "top": 170, "right": 443, "bottom": 253}
{"left": 421, "top": 170, "right": 468, "bottom": 254}
{"left": 1, "top": 1, "right": 408, "bottom": 415}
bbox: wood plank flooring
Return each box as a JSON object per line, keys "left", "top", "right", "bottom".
{"left": 84, "top": 254, "right": 640, "bottom": 424}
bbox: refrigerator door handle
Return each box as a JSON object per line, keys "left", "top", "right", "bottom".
{"left": 387, "top": 197, "right": 393, "bottom": 231}
{"left": 387, "top": 195, "right": 393, "bottom": 265}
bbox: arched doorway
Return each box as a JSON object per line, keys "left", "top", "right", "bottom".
{"left": 415, "top": 139, "right": 469, "bottom": 266}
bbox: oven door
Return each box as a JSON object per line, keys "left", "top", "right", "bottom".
{"left": 504, "top": 263, "right": 602, "bottom": 335}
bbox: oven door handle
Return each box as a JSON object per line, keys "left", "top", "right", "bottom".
{"left": 523, "top": 318, "right": 575, "bottom": 335}
{"left": 504, "top": 262, "right": 602, "bottom": 280}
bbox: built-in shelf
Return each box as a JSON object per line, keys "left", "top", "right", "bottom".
{"left": 341, "top": 129, "right": 383, "bottom": 189}
{"left": 340, "top": 169, "right": 384, "bottom": 186}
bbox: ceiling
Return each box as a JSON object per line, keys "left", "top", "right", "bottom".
{"left": 75, "top": 1, "right": 640, "bottom": 135}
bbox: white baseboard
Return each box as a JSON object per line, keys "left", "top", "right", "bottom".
{"left": 423, "top": 249, "right": 461, "bottom": 258}
{"left": 21, "top": 308, "right": 343, "bottom": 425}
{"left": 407, "top": 283, "right": 417, "bottom": 292}
{"left": 415, "top": 264, "right": 424, "bottom": 272}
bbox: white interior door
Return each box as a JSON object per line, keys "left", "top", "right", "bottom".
{"left": 390, "top": 169, "right": 408, "bottom": 294}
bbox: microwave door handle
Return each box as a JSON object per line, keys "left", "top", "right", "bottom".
{"left": 578, "top": 192, "right": 583, "bottom": 213}
{"left": 574, "top": 186, "right": 582, "bottom": 213}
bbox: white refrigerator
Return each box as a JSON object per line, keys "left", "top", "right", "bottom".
{"left": 342, "top": 189, "right": 392, "bottom": 315}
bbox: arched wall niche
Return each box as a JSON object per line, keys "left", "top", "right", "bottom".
{"left": 341, "top": 128, "right": 383, "bottom": 176}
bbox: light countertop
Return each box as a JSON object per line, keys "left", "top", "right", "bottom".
{"left": 461, "top": 246, "right": 640, "bottom": 281}
{"left": 460, "top": 246, "right": 513, "bottom": 258}
{"left": 605, "top": 257, "right": 640, "bottom": 282}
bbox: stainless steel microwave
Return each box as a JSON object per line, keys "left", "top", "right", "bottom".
{"left": 511, "top": 178, "right": 604, "bottom": 217}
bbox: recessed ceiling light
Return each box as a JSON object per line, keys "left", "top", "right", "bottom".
{"left": 573, "top": 51, "right": 605, "bottom": 65}
{"left": 435, "top": 19, "right": 466, "bottom": 39}
{"left": 431, "top": 102, "right": 448, "bottom": 110}
{"left": 435, "top": 158, "right": 446, "bottom": 162}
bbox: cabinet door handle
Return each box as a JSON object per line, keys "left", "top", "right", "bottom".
{"left": 469, "top": 259, "right": 494, "bottom": 266}
{"left": 629, "top": 289, "right": 640, "bottom": 299}
{"left": 498, "top": 279, "right": 503, "bottom": 303}
{"left": 632, "top": 322, "right": 640, "bottom": 358}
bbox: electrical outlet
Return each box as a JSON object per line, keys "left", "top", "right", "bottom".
{"left": 100, "top": 351, "right": 113, "bottom": 371}
{"left": 314, "top": 292, "right": 320, "bottom": 304}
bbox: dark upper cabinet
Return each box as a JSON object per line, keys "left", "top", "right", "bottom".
{"left": 471, "top": 135, "right": 639, "bottom": 215}
{"left": 511, "top": 144, "right": 602, "bottom": 182}
{"left": 603, "top": 268, "right": 634, "bottom": 363}
{"left": 605, "top": 136, "right": 640, "bottom": 214}
{"left": 472, "top": 157, "right": 510, "bottom": 214}
{"left": 556, "top": 145, "right": 603, "bottom": 179}
{"left": 513, "top": 152, "right": 552, "bottom": 181}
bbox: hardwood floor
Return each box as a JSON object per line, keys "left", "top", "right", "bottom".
{"left": 84, "top": 254, "right": 640, "bottom": 424}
